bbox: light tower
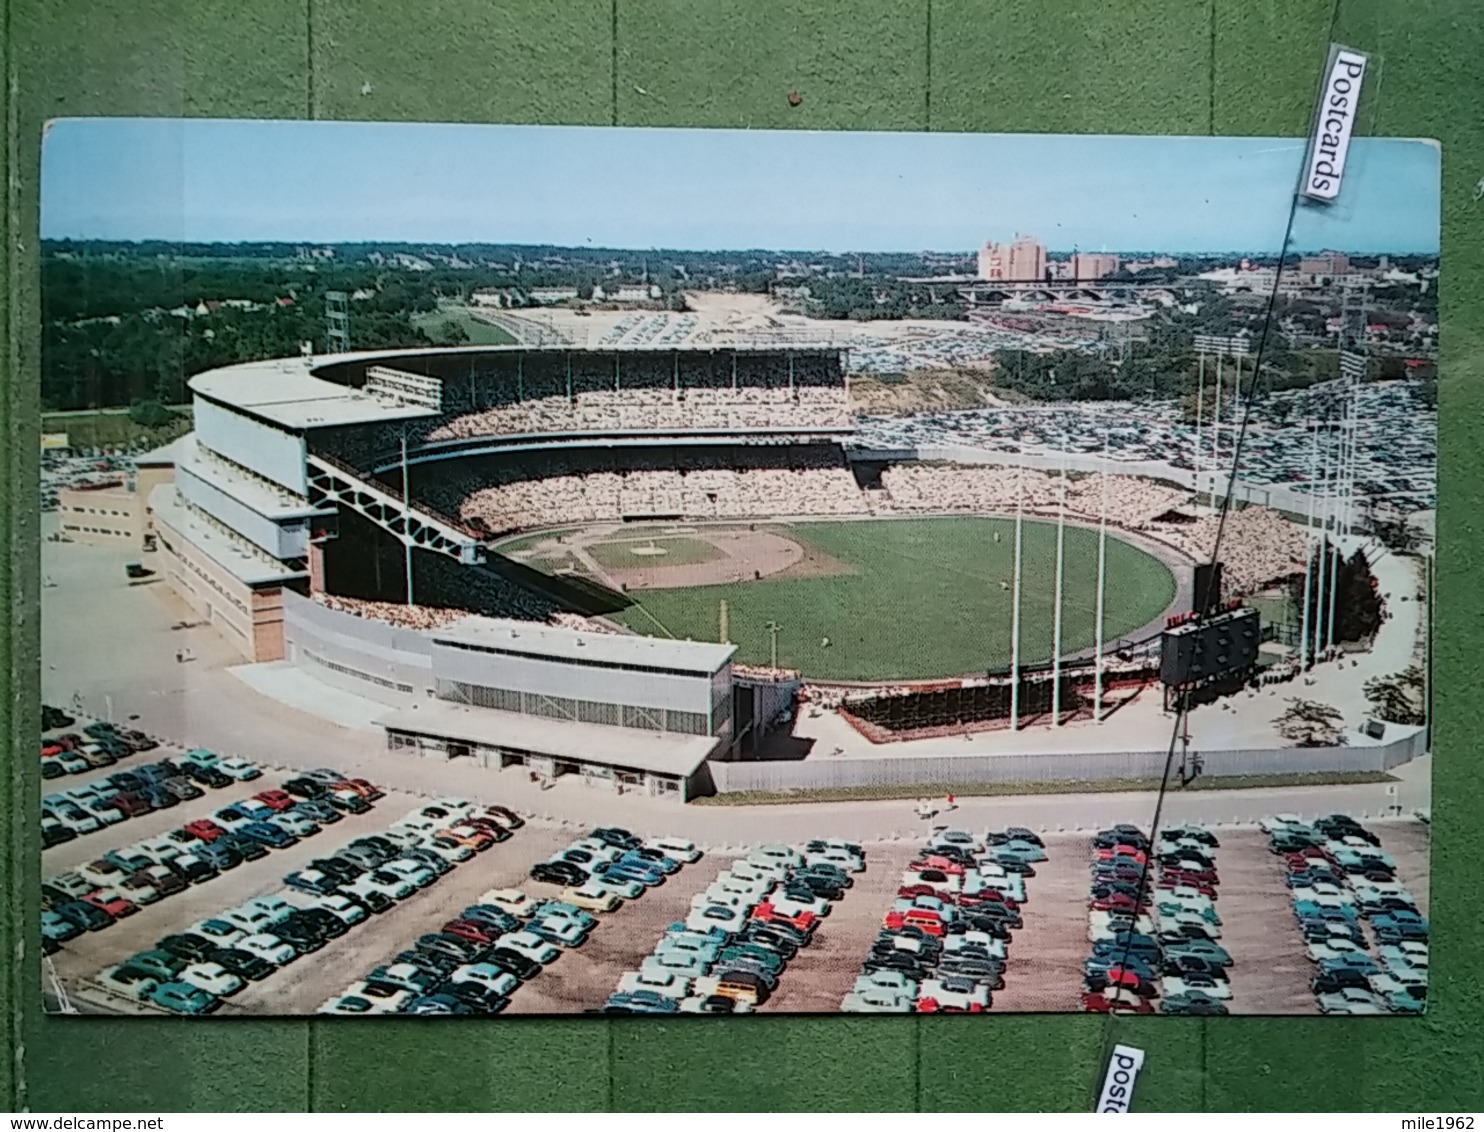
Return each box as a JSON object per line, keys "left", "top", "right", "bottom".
{"left": 326, "top": 290, "right": 350, "bottom": 354}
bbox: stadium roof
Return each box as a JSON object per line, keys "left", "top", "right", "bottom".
{"left": 374, "top": 700, "right": 720, "bottom": 779}
{"left": 134, "top": 434, "right": 192, "bottom": 468}
{"left": 189, "top": 356, "right": 438, "bottom": 431}
{"left": 432, "top": 615, "right": 736, "bottom": 675}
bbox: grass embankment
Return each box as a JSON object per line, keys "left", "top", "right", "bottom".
{"left": 43, "top": 408, "right": 193, "bottom": 450}
{"left": 693, "top": 770, "right": 1398, "bottom": 806}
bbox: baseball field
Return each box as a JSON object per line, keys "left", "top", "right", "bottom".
{"left": 508, "top": 517, "right": 1180, "bottom": 681}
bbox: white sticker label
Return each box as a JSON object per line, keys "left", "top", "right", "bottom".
{"left": 1097, "top": 1044, "right": 1146, "bottom": 1113}
{"left": 1302, "top": 48, "right": 1369, "bottom": 201}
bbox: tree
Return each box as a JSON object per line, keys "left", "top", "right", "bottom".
{"left": 1275, "top": 698, "right": 1346, "bottom": 747}
{"left": 1287, "top": 541, "right": 1383, "bottom": 655}
{"left": 1364, "top": 665, "right": 1426, "bottom": 726}
{"left": 434, "top": 319, "right": 470, "bottom": 345}
{"left": 127, "top": 399, "right": 177, "bottom": 429}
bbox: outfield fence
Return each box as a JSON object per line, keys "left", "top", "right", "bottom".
{"left": 707, "top": 726, "right": 1426, "bottom": 793}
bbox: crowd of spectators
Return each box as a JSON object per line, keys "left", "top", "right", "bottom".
{"left": 1145, "top": 505, "right": 1309, "bottom": 595}
{"left": 880, "top": 465, "right": 1186, "bottom": 528}
{"left": 315, "top": 592, "right": 620, "bottom": 637}
{"left": 427, "top": 385, "right": 851, "bottom": 441}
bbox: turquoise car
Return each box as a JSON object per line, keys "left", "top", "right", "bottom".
{"left": 150, "top": 981, "right": 220, "bottom": 1015}
{"left": 180, "top": 748, "right": 219, "bottom": 768}
{"left": 996, "top": 840, "right": 1048, "bottom": 863}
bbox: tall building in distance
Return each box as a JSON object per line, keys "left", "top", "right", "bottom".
{"left": 1298, "top": 250, "right": 1353, "bottom": 285}
{"left": 1070, "top": 252, "right": 1120, "bottom": 281}
{"left": 977, "top": 234, "right": 1047, "bottom": 282}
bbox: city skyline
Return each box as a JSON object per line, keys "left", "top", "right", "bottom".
{"left": 40, "top": 120, "right": 1440, "bottom": 254}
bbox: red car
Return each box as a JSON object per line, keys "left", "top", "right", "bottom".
{"left": 915, "top": 997, "right": 985, "bottom": 1014}
{"left": 959, "top": 890, "right": 1017, "bottom": 910}
{"left": 1080, "top": 991, "right": 1156, "bottom": 1014}
{"left": 41, "top": 743, "right": 64, "bottom": 759}
{"left": 441, "top": 919, "right": 499, "bottom": 945}
{"left": 83, "top": 889, "right": 138, "bottom": 918}
{"left": 752, "top": 904, "right": 818, "bottom": 934}
{"left": 1163, "top": 867, "right": 1218, "bottom": 886}
{"left": 347, "top": 778, "right": 384, "bottom": 801}
{"left": 1087, "top": 968, "right": 1158, "bottom": 996}
{"left": 109, "top": 791, "right": 152, "bottom": 818}
{"left": 254, "top": 790, "right": 297, "bottom": 812}
{"left": 909, "top": 855, "right": 965, "bottom": 876}
{"left": 1096, "top": 845, "right": 1148, "bottom": 865}
{"left": 183, "top": 819, "right": 227, "bottom": 843}
{"left": 1090, "top": 893, "right": 1142, "bottom": 913}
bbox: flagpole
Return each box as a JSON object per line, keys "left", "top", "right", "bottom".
{"left": 1326, "top": 426, "right": 1342, "bottom": 652}
{"left": 1195, "top": 351, "right": 1204, "bottom": 500}
{"left": 1010, "top": 463, "right": 1024, "bottom": 732}
{"left": 1094, "top": 430, "right": 1109, "bottom": 722}
{"left": 1052, "top": 448, "right": 1067, "bottom": 727}
{"left": 1300, "top": 421, "right": 1319, "bottom": 668}
{"left": 1211, "top": 353, "right": 1222, "bottom": 509}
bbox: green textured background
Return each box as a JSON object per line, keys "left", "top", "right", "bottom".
{"left": 3, "top": 0, "right": 1480, "bottom": 1113}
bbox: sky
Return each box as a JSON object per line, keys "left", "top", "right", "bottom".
{"left": 39, "top": 119, "right": 1440, "bottom": 255}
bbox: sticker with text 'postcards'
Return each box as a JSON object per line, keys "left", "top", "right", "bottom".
{"left": 37, "top": 121, "right": 1434, "bottom": 1018}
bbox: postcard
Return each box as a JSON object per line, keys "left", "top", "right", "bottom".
{"left": 37, "top": 121, "right": 1435, "bottom": 1016}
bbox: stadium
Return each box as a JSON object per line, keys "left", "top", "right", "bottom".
{"left": 140, "top": 343, "right": 1406, "bottom": 801}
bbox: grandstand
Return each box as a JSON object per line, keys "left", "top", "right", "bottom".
{"left": 133, "top": 342, "right": 1321, "bottom": 794}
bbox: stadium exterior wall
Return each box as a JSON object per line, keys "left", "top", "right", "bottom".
{"left": 707, "top": 728, "right": 1427, "bottom": 793}
{"left": 280, "top": 590, "right": 433, "bottom": 707}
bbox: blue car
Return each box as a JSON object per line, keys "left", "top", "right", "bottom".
{"left": 603, "top": 990, "right": 680, "bottom": 1014}
{"left": 42, "top": 909, "right": 83, "bottom": 942}
{"left": 596, "top": 861, "right": 664, "bottom": 887}
{"left": 1371, "top": 911, "right": 1429, "bottom": 943}
{"left": 1294, "top": 900, "right": 1357, "bottom": 922}
{"left": 621, "top": 850, "right": 679, "bottom": 875}
{"left": 239, "top": 821, "right": 297, "bottom": 849}
{"left": 403, "top": 994, "right": 475, "bottom": 1016}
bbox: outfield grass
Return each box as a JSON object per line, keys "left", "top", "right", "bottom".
{"left": 611, "top": 516, "right": 1178, "bottom": 681}
{"left": 692, "top": 770, "right": 1398, "bottom": 806}
{"left": 413, "top": 304, "right": 518, "bottom": 346}
{"left": 587, "top": 535, "right": 722, "bottom": 570}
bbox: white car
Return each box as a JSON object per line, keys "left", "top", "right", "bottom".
{"left": 967, "top": 874, "right": 1025, "bottom": 904}
{"left": 480, "top": 888, "right": 535, "bottom": 917}
{"left": 308, "top": 893, "right": 369, "bottom": 926}
{"left": 97, "top": 966, "right": 160, "bottom": 1002}
{"left": 398, "top": 811, "right": 440, "bottom": 833}
{"left": 76, "top": 859, "right": 129, "bottom": 890}
{"left": 235, "top": 933, "right": 297, "bottom": 966}
{"left": 1318, "top": 987, "right": 1388, "bottom": 1015}
{"left": 382, "top": 859, "right": 437, "bottom": 889}
{"left": 646, "top": 837, "right": 702, "bottom": 864}
{"left": 944, "top": 931, "right": 1005, "bottom": 960}
{"left": 78, "top": 800, "right": 126, "bottom": 826}
{"left": 853, "top": 972, "right": 920, "bottom": 999}
{"left": 1162, "top": 976, "right": 1231, "bottom": 1001}
{"left": 244, "top": 895, "right": 294, "bottom": 922}
{"left": 569, "top": 839, "right": 623, "bottom": 863}
{"left": 765, "top": 889, "right": 829, "bottom": 918}
{"left": 618, "top": 969, "right": 692, "bottom": 999}
{"left": 1260, "top": 814, "right": 1306, "bottom": 833}
{"left": 216, "top": 758, "right": 262, "bottom": 781}
{"left": 318, "top": 984, "right": 411, "bottom": 1015}
{"left": 383, "top": 825, "right": 429, "bottom": 849}
{"left": 1158, "top": 910, "right": 1221, "bottom": 938}
{"left": 919, "top": 977, "right": 989, "bottom": 1011}
{"left": 136, "top": 836, "right": 185, "bottom": 864}
{"left": 178, "top": 962, "right": 245, "bottom": 997}
{"left": 1379, "top": 942, "right": 1429, "bottom": 971}
{"left": 730, "top": 860, "right": 785, "bottom": 883}
{"left": 1307, "top": 892, "right": 1357, "bottom": 910}
{"left": 698, "top": 888, "right": 752, "bottom": 910}
{"left": 350, "top": 870, "right": 416, "bottom": 902}
{"left": 531, "top": 915, "right": 589, "bottom": 948}
{"left": 235, "top": 799, "right": 276, "bottom": 822}
{"left": 449, "top": 963, "right": 519, "bottom": 997}
{"left": 561, "top": 883, "right": 622, "bottom": 913}
{"left": 588, "top": 872, "right": 644, "bottom": 900}
{"left": 496, "top": 931, "right": 560, "bottom": 965}
{"left": 806, "top": 848, "right": 864, "bottom": 873}
{"left": 713, "top": 873, "right": 771, "bottom": 898}
{"left": 749, "top": 845, "right": 802, "bottom": 868}
{"left": 44, "top": 805, "right": 101, "bottom": 836}
{"left": 842, "top": 989, "right": 914, "bottom": 1013}
{"left": 421, "top": 838, "right": 475, "bottom": 864}
{"left": 191, "top": 919, "right": 247, "bottom": 947}
{"left": 641, "top": 951, "right": 709, "bottom": 979}
{"left": 686, "top": 903, "right": 747, "bottom": 935}
{"left": 271, "top": 812, "right": 319, "bottom": 838}
{"left": 221, "top": 907, "right": 279, "bottom": 935}
{"left": 211, "top": 809, "right": 256, "bottom": 834}
{"left": 429, "top": 797, "right": 475, "bottom": 819}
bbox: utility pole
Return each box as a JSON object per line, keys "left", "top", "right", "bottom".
{"left": 1010, "top": 464, "right": 1025, "bottom": 732}
{"left": 401, "top": 433, "right": 414, "bottom": 606}
{"left": 1051, "top": 448, "right": 1067, "bottom": 726}
{"left": 1094, "top": 431, "right": 1109, "bottom": 721}
{"left": 765, "top": 620, "right": 782, "bottom": 669}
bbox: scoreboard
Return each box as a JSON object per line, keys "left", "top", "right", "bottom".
{"left": 1160, "top": 606, "right": 1261, "bottom": 687}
